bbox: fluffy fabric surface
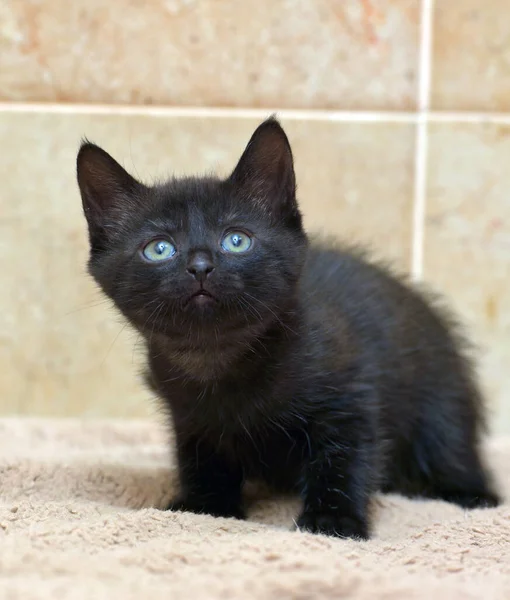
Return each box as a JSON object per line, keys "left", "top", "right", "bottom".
{"left": 0, "top": 418, "right": 508, "bottom": 599}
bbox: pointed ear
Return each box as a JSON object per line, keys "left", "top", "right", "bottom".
{"left": 76, "top": 142, "right": 143, "bottom": 251}
{"left": 229, "top": 117, "right": 300, "bottom": 224}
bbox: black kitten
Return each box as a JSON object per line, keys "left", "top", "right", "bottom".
{"left": 77, "top": 118, "right": 500, "bottom": 540}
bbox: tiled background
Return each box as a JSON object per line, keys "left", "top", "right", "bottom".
{"left": 0, "top": 0, "right": 509, "bottom": 433}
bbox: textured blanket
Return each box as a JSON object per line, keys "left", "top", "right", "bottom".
{"left": 0, "top": 418, "right": 508, "bottom": 599}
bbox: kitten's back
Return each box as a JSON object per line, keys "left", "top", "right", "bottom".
{"left": 302, "top": 240, "right": 484, "bottom": 425}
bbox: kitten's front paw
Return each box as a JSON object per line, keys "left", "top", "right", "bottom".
{"left": 296, "top": 510, "right": 369, "bottom": 540}
{"left": 167, "top": 496, "right": 245, "bottom": 520}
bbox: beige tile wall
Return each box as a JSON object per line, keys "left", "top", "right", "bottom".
{"left": 0, "top": 0, "right": 420, "bottom": 109}
{"left": 424, "top": 122, "right": 510, "bottom": 433}
{"left": 432, "top": 0, "right": 510, "bottom": 111}
{"left": 0, "top": 0, "right": 509, "bottom": 432}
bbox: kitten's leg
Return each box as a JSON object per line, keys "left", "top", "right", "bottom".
{"left": 403, "top": 373, "right": 501, "bottom": 509}
{"left": 296, "top": 407, "right": 377, "bottom": 540}
{"left": 414, "top": 426, "right": 500, "bottom": 509}
{"left": 168, "top": 436, "right": 245, "bottom": 519}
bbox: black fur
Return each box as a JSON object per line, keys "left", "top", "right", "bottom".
{"left": 77, "top": 117, "right": 500, "bottom": 540}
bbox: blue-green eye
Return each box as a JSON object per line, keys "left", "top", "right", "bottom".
{"left": 142, "top": 239, "right": 176, "bottom": 261}
{"left": 221, "top": 231, "right": 252, "bottom": 253}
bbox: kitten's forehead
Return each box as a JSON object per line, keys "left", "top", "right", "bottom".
{"left": 152, "top": 178, "right": 262, "bottom": 230}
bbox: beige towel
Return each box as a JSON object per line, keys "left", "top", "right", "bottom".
{"left": 0, "top": 418, "right": 508, "bottom": 599}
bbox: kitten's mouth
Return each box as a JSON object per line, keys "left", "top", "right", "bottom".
{"left": 186, "top": 289, "right": 217, "bottom": 306}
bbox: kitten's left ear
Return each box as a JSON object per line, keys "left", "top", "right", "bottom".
{"left": 229, "top": 117, "right": 300, "bottom": 225}
{"left": 77, "top": 142, "right": 144, "bottom": 251}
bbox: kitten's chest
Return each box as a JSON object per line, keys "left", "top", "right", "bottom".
{"left": 163, "top": 345, "right": 240, "bottom": 381}
{"left": 170, "top": 379, "right": 272, "bottom": 438}
{"left": 168, "top": 379, "right": 309, "bottom": 491}
{"left": 232, "top": 427, "right": 309, "bottom": 491}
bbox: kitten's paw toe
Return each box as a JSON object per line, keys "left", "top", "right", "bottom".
{"left": 478, "top": 491, "right": 501, "bottom": 508}
{"left": 296, "top": 511, "right": 369, "bottom": 540}
{"left": 441, "top": 490, "right": 501, "bottom": 509}
{"left": 166, "top": 497, "right": 245, "bottom": 520}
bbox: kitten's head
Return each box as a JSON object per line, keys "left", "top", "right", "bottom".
{"left": 77, "top": 118, "right": 307, "bottom": 340}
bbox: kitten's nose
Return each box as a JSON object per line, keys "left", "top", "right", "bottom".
{"left": 186, "top": 251, "right": 215, "bottom": 283}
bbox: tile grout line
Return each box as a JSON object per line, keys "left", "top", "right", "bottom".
{"left": 411, "top": 0, "right": 435, "bottom": 280}
{"left": 1, "top": 101, "right": 510, "bottom": 123}
{"left": 0, "top": 103, "right": 417, "bottom": 121}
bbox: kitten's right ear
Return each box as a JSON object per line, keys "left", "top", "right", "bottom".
{"left": 76, "top": 142, "right": 143, "bottom": 250}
